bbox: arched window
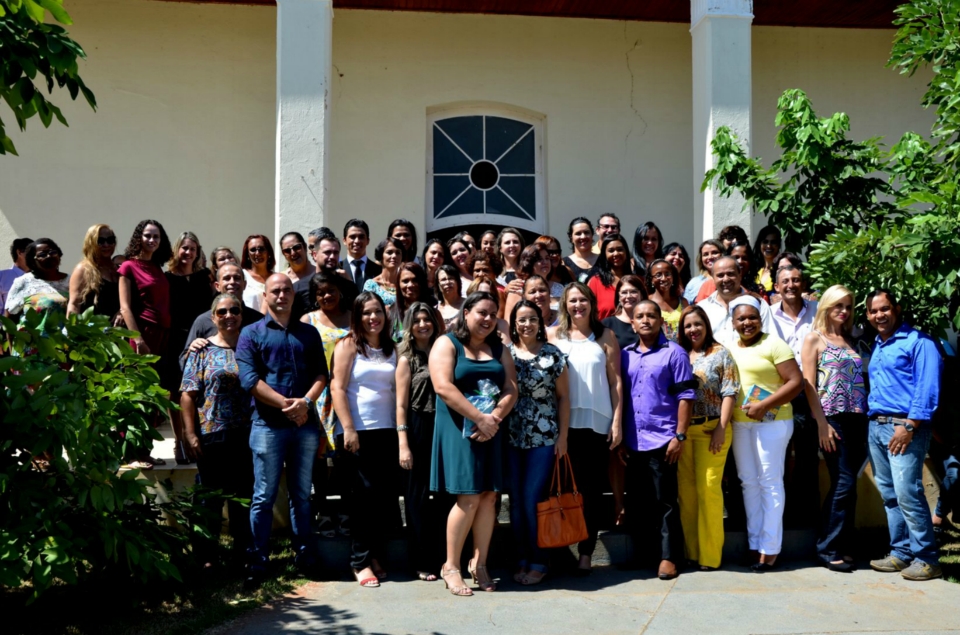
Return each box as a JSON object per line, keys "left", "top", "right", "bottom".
{"left": 426, "top": 105, "right": 545, "bottom": 234}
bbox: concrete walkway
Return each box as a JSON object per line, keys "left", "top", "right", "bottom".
{"left": 220, "top": 563, "right": 960, "bottom": 635}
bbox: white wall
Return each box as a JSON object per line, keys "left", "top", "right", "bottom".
{"left": 0, "top": 1, "right": 934, "bottom": 267}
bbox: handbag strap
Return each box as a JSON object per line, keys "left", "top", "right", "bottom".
{"left": 548, "top": 453, "right": 581, "bottom": 496}
{"left": 560, "top": 453, "right": 581, "bottom": 494}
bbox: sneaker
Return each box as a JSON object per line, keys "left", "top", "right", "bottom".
{"left": 869, "top": 554, "right": 908, "bottom": 572}
{"left": 900, "top": 560, "right": 943, "bottom": 581}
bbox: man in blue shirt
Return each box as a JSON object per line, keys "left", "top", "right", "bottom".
{"left": 237, "top": 273, "right": 328, "bottom": 585}
{"left": 865, "top": 289, "right": 942, "bottom": 581}
{"left": 620, "top": 300, "right": 695, "bottom": 579}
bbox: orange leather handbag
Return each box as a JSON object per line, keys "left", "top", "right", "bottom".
{"left": 536, "top": 454, "right": 588, "bottom": 549}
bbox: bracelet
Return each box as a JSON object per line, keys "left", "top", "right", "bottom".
{"left": 396, "top": 425, "right": 409, "bottom": 432}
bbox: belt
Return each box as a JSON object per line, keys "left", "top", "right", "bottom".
{"left": 690, "top": 416, "right": 717, "bottom": 426}
{"left": 875, "top": 415, "right": 909, "bottom": 425}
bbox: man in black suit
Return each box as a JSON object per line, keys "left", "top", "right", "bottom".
{"left": 338, "top": 218, "right": 381, "bottom": 292}
{"left": 293, "top": 227, "right": 356, "bottom": 319}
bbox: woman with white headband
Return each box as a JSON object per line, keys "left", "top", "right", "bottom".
{"left": 725, "top": 295, "right": 802, "bottom": 572}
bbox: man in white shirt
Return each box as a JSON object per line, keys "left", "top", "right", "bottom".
{"left": 771, "top": 264, "right": 820, "bottom": 528}
{"left": 0, "top": 237, "right": 32, "bottom": 309}
{"left": 699, "top": 256, "right": 773, "bottom": 346}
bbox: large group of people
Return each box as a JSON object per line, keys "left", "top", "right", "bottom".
{"left": 3, "top": 213, "right": 955, "bottom": 590}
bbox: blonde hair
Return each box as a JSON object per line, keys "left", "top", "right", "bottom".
{"left": 813, "top": 284, "right": 855, "bottom": 334}
{"left": 167, "top": 231, "right": 206, "bottom": 272}
{"left": 76, "top": 224, "right": 113, "bottom": 305}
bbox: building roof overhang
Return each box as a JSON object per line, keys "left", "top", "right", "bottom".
{"left": 157, "top": 0, "right": 901, "bottom": 29}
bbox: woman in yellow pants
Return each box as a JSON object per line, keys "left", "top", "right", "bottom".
{"left": 676, "top": 305, "right": 740, "bottom": 569}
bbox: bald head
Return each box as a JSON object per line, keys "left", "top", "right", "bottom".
{"left": 265, "top": 273, "right": 294, "bottom": 315}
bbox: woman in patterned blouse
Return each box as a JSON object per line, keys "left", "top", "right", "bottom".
{"left": 180, "top": 293, "right": 253, "bottom": 569}
{"left": 506, "top": 299, "right": 569, "bottom": 586}
{"left": 676, "top": 305, "right": 740, "bottom": 570}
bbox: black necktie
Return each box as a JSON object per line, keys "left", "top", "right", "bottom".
{"left": 352, "top": 260, "right": 363, "bottom": 287}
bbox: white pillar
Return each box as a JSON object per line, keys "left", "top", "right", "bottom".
{"left": 691, "top": 0, "right": 753, "bottom": 246}
{"left": 275, "top": 0, "right": 332, "bottom": 252}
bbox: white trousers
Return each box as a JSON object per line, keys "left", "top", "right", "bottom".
{"left": 732, "top": 419, "right": 794, "bottom": 555}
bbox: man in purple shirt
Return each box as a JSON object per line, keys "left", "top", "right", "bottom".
{"left": 620, "top": 300, "right": 695, "bottom": 579}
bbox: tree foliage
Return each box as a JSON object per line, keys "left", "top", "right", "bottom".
{"left": 0, "top": 310, "right": 219, "bottom": 601}
{"left": 0, "top": 0, "right": 96, "bottom": 156}
{"left": 703, "top": 0, "right": 960, "bottom": 337}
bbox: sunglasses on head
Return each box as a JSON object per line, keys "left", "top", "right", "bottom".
{"left": 215, "top": 307, "right": 242, "bottom": 317}
{"left": 98, "top": 236, "right": 117, "bottom": 246}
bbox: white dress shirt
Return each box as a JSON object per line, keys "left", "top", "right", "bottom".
{"left": 770, "top": 299, "right": 818, "bottom": 368}
{"left": 700, "top": 291, "right": 774, "bottom": 347}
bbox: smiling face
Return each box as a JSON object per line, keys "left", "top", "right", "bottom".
{"left": 650, "top": 262, "right": 674, "bottom": 295}
{"left": 464, "top": 299, "right": 498, "bottom": 340}
{"left": 866, "top": 293, "right": 900, "bottom": 340}
{"left": 212, "top": 296, "right": 242, "bottom": 333}
{"left": 733, "top": 305, "right": 762, "bottom": 342}
{"left": 247, "top": 238, "right": 267, "bottom": 267}
{"left": 731, "top": 245, "right": 751, "bottom": 278}
{"left": 361, "top": 298, "right": 385, "bottom": 336}
{"left": 315, "top": 281, "right": 341, "bottom": 313}
{"left": 713, "top": 258, "right": 742, "bottom": 298}
{"left": 524, "top": 278, "right": 550, "bottom": 315}
{"left": 391, "top": 226, "right": 413, "bottom": 251}
{"left": 345, "top": 227, "right": 369, "bottom": 259}
{"left": 828, "top": 295, "right": 853, "bottom": 330}
{"left": 682, "top": 311, "right": 707, "bottom": 350}
{"left": 382, "top": 243, "right": 402, "bottom": 270}
{"left": 541, "top": 239, "right": 562, "bottom": 271}
{"left": 775, "top": 268, "right": 804, "bottom": 304}
{"left": 481, "top": 232, "right": 497, "bottom": 254}
{"left": 700, "top": 243, "right": 722, "bottom": 273}
{"left": 604, "top": 240, "right": 627, "bottom": 270}
{"left": 281, "top": 236, "right": 305, "bottom": 267}
{"left": 141, "top": 224, "right": 162, "bottom": 256}
{"left": 500, "top": 233, "right": 522, "bottom": 261}
{"left": 565, "top": 287, "right": 592, "bottom": 323}
{"left": 97, "top": 227, "right": 117, "bottom": 260}
{"left": 618, "top": 280, "right": 642, "bottom": 314}
{"left": 640, "top": 228, "right": 660, "bottom": 257}
{"left": 178, "top": 239, "right": 199, "bottom": 269}
{"left": 399, "top": 269, "right": 420, "bottom": 302}
{"left": 665, "top": 247, "right": 686, "bottom": 273}
{"left": 410, "top": 310, "right": 435, "bottom": 344}
{"left": 759, "top": 232, "right": 781, "bottom": 263}
{"left": 424, "top": 243, "right": 444, "bottom": 270}
{"left": 450, "top": 242, "right": 470, "bottom": 272}
{"left": 571, "top": 223, "right": 593, "bottom": 252}
{"left": 216, "top": 264, "right": 245, "bottom": 297}
{"left": 597, "top": 215, "right": 620, "bottom": 241}
{"left": 514, "top": 305, "right": 541, "bottom": 343}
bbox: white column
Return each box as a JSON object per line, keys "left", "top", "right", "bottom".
{"left": 691, "top": 0, "right": 753, "bottom": 246}
{"left": 275, "top": 0, "right": 332, "bottom": 252}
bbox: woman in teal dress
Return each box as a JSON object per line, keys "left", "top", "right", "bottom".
{"left": 430, "top": 291, "right": 517, "bottom": 597}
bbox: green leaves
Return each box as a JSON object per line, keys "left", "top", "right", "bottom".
{"left": 0, "top": 310, "right": 221, "bottom": 600}
{"left": 0, "top": 0, "right": 94, "bottom": 155}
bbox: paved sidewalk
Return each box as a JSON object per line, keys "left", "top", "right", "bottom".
{"left": 219, "top": 563, "right": 960, "bottom": 635}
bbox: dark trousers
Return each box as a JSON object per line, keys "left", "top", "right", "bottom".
{"left": 195, "top": 430, "right": 254, "bottom": 565}
{"left": 931, "top": 439, "right": 960, "bottom": 520}
{"left": 625, "top": 443, "right": 683, "bottom": 563}
{"left": 786, "top": 396, "right": 820, "bottom": 528}
{"left": 404, "top": 411, "right": 454, "bottom": 572}
{"left": 337, "top": 428, "right": 400, "bottom": 571}
{"left": 566, "top": 428, "right": 609, "bottom": 557}
{"left": 816, "top": 413, "right": 868, "bottom": 563}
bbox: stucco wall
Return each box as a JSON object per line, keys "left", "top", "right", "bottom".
{"left": 0, "top": 1, "right": 934, "bottom": 266}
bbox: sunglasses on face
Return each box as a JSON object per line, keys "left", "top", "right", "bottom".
{"left": 545, "top": 249, "right": 561, "bottom": 256}
{"left": 35, "top": 250, "right": 62, "bottom": 260}
{"left": 215, "top": 307, "right": 242, "bottom": 317}
{"left": 282, "top": 244, "right": 304, "bottom": 255}
{"left": 98, "top": 236, "right": 117, "bottom": 246}
{"left": 248, "top": 246, "right": 266, "bottom": 253}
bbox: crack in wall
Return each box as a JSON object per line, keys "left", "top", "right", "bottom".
{"left": 623, "top": 22, "right": 648, "bottom": 154}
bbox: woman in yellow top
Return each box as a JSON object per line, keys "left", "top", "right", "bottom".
{"left": 725, "top": 295, "right": 801, "bottom": 572}
{"left": 646, "top": 259, "right": 687, "bottom": 342}
{"left": 753, "top": 226, "right": 781, "bottom": 297}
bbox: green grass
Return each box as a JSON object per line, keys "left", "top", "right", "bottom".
{"left": 2, "top": 536, "right": 309, "bottom": 635}
{"left": 939, "top": 523, "right": 960, "bottom": 583}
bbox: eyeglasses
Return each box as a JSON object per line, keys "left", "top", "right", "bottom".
{"left": 599, "top": 224, "right": 620, "bottom": 231}
{"left": 282, "top": 244, "right": 304, "bottom": 255}
{"left": 98, "top": 236, "right": 117, "bottom": 246}
{"left": 35, "top": 250, "right": 62, "bottom": 260}
{"left": 215, "top": 307, "right": 242, "bottom": 317}
{"left": 248, "top": 246, "right": 266, "bottom": 253}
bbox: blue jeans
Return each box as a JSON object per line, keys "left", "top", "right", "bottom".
{"left": 816, "top": 413, "right": 868, "bottom": 563}
{"left": 507, "top": 444, "right": 556, "bottom": 572}
{"left": 249, "top": 423, "right": 320, "bottom": 570}
{"left": 867, "top": 419, "right": 938, "bottom": 565}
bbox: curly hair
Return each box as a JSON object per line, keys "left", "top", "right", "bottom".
{"left": 124, "top": 219, "right": 172, "bottom": 266}
{"left": 470, "top": 249, "right": 502, "bottom": 277}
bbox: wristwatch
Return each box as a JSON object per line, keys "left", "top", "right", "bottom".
{"left": 904, "top": 422, "right": 916, "bottom": 433}
{"left": 675, "top": 433, "right": 687, "bottom": 442}
{"left": 303, "top": 396, "right": 314, "bottom": 410}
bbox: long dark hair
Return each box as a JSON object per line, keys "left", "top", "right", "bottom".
{"left": 510, "top": 299, "right": 547, "bottom": 345}
{"left": 677, "top": 305, "right": 717, "bottom": 353}
{"left": 124, "top": 219, "right": 173, "bottom": 266}
{"left": 534, "top": 235, "right": 574, "bottom": 284}
{"left": 434, "top": 264, "right": 462, "bottom": 305}
{"left": 556, "top": 281, "right": 605, "bottom": 340}
{"left": 632, "top": 221, "right": 664, "bottom": 271}
{"left": 453, "top": 291, "right": 502, "bottom": 348}
{"left": 387, "top": 218, "right": 418, "bottom": 262}
{"left": 593, "top": 234, "right": 635, "bottom": 287}
{"left": 422, "top": 238, "right": 447, "bottom": 267}
{"left": 375, "top": 237, "right": 405, "bottom": 266}
{"left": 349, "top": 291, "right": 395, "bottom": 358}
{"left": 398, "top": 301, "right": 443, "bottom": 361}
{"left": 496, "top": 227, "right": 525, "bottom": 270}
{"left": 728, "top": 240, "right": 763, "bottom": 295}
{"left": 663, "top": 242, "right": 692, "bottom": 286}
{"left": 753, "top": 225, "right": 781, "bottom": 264}
{"left": 241, "top": 234, "right": 276, "bottom": 272}
{"left": 566, "top": 217, "right": 593, "bottom": 250}
{"left": 395, "top": 262, "right": 429, "bottom": 315}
